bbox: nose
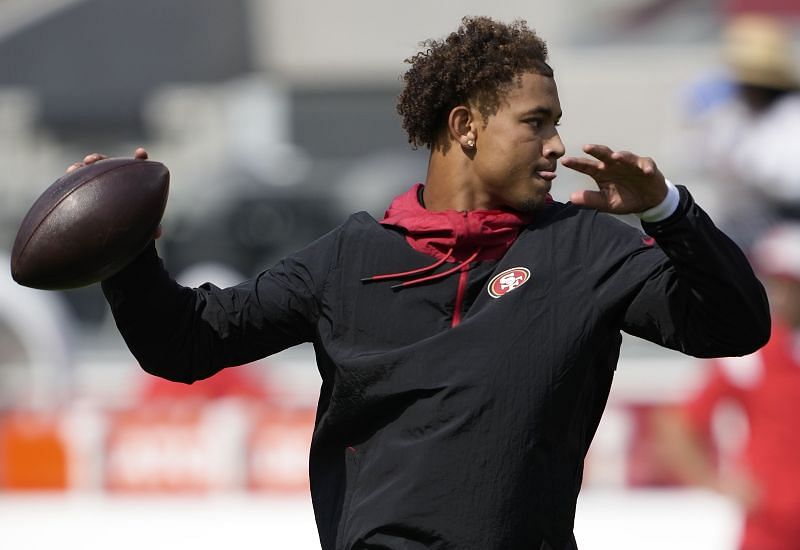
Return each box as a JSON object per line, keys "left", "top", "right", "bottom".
{"left": 544, "top": 132, "right": 565, "bottom": 160}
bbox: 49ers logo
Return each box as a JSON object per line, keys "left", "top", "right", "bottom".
{"left": 487, "top": 267, "right": 531, "bottom": 299}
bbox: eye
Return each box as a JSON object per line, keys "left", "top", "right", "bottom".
{"left": 525, "top": 118, "right": 561, "bottom": 131}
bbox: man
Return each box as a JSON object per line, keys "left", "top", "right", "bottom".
{"left": 679, "top": 14, "right": 800, "bottom": 250}
{"left": 654, "top": 224, "right": 800, "bottom": 550}
{"left": 75, "top": 16, "right": 769, "bottom": 550}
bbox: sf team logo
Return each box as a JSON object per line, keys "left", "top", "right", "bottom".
{"left": 488, "top": 267, "right": 531, "bottom": 299}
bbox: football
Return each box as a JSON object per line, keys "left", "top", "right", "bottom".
{"left": 10, "top": 157, "right": 170, "bottom": 290}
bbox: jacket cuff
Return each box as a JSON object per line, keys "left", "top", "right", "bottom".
{"left": 640, "top": 185, "right": 694, "bottom": 234}
{"left": 637, "top": 180, "right": 680, "bottom": 223}
{"left": 102, "top": 240, "right": 161, "bottom": 289}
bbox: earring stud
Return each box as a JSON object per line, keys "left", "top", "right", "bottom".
{"left": 466, "top": 139, "right": 475, "bottom": 147}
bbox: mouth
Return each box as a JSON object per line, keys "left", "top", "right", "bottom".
{"left": 535, "top": 169, "right": 557, "bottom": 181}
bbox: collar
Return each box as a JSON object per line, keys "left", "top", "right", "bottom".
{"left": 379, "top": 183, "right": 536, "bottom": 262}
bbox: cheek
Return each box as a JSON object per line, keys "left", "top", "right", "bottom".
{"left": 484, "top": 137, "right": 538, "bottom": 167}
{"left": 474, "top": 128, "right": 540, "bottom": 183}
{"left": 473, "top": 142, "right": 510, "bottom": 178}
{"left": 507, "top": 141, "right": 542, "bottom": 176}
{"left": 477, "top": 150, "right": 526, "bottom": 185}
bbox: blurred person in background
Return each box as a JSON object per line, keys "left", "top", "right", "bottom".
{"left": 654, "top": 224, "right": 800, "bottom": 550}
{"left": 680, "top": 14, "right": 800, "bottom": 251}
{"left": 71, "top": 16, "right": 770, "bottom": 550}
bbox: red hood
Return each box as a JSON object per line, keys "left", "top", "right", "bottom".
{"left": 380, "top": 184, "right": 537, "bottom": 262}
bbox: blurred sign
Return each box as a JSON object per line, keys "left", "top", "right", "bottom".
{"left": 105, "top": 406, "right": 244, "bottom": 493}
{"left": 248, "top": 408, "right": 315, "bottom": 492}
{"left": 0, "top": 411, "right": 68, "bottom": 490}
{"left": 104, "top": 403, "right": 314, "bottom": 493}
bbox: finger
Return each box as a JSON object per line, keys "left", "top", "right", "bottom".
{"left": 637, "top": 156, "right": 657, "bottom": 176}
{"left": 134, "top": 147, "right": 148, "bottom": 160}
{"left": 83, "top": 153, "right": 107, "bottom": 165}
{"left": 66, "top": 162, "right": 83, "bottom": 174}
{"left": 610, "top": 150, "right": 638, "bottom": 164}
{"left": 570, "top": 189, "right": 609, "bottom": 211}
{"left": 560, "top": 156, "right": 603, "bottom": 177}
{"left": 611, "top": 150, "right": 658, "bottom": 176}
{"left": 582, "top": 144, "right": 616, "bottom": 162}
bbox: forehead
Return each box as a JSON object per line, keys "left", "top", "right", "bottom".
{"left": 502, "top": 72, "right": 561, "bottom": 114}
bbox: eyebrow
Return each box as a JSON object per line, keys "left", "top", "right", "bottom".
{"left": 521, "top": 107, "right": 562, "bottom": 120}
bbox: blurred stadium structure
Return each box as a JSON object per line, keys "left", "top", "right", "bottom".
{"left": 0, "top": 0, "right": 798, "bottom": 548}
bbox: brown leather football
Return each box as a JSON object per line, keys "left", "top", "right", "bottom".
{"left": 10, "top": 158, "right": 170, "bottom": 290}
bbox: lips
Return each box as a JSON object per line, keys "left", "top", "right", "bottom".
{"left": 535, "top": 170, "right": 557, "bottom": 181}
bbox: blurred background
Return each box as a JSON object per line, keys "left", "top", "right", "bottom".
{"left": 1, "top": 0, "right": 800, "bottom": 548}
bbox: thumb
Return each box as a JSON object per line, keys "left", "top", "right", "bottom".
{"left": 570, "top": 189, "right": 609, "bottom": 211}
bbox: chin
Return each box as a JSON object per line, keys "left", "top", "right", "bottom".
{"left": 514, "top": 194, "right": 549, "bottom": 213}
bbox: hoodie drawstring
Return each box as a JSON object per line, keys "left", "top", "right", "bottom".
{"left": 360, "top": 248, "right": 453, "bottom": 283}
{"left": 360, "top": 248, "right": 481, "bottom": 291}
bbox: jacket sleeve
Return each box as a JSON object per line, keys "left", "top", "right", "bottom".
{"left": 594, "top": 186, "right": 770, "bottom": 358}
{"left": 101, "top": 227, "right": 339, "bottom": 383}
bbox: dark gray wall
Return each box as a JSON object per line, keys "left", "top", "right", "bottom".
{"left": 0, "top": 0, "right": 253, "bottom": 136}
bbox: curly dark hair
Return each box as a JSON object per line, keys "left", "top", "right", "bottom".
{"left": 397, "top": 16, "right": 553, "bottom": 150}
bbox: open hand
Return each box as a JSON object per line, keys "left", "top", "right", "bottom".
{"left": 66, "top": 147, "right": 148, "bottom": 173}
{"left": 561, "top": 144, "right": 667, "bottom": 214}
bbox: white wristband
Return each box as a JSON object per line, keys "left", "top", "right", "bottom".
{"left": 637, "top": 180, "right": 679, "bottom": 223}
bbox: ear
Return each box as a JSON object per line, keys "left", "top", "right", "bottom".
{"left": 447, "top": 105, "right": 477, "bottom": 150}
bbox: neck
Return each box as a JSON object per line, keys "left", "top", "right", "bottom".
{"left": 423, "top": 147, "right": 494, "bottom": 212}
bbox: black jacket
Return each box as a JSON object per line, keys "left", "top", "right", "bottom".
{"left": 102, "top": 187, "right": 769, "bottom": 549}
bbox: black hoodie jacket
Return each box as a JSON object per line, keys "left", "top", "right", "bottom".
{"left": 102, "top": 186, "right": 769, "bottom": 549}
